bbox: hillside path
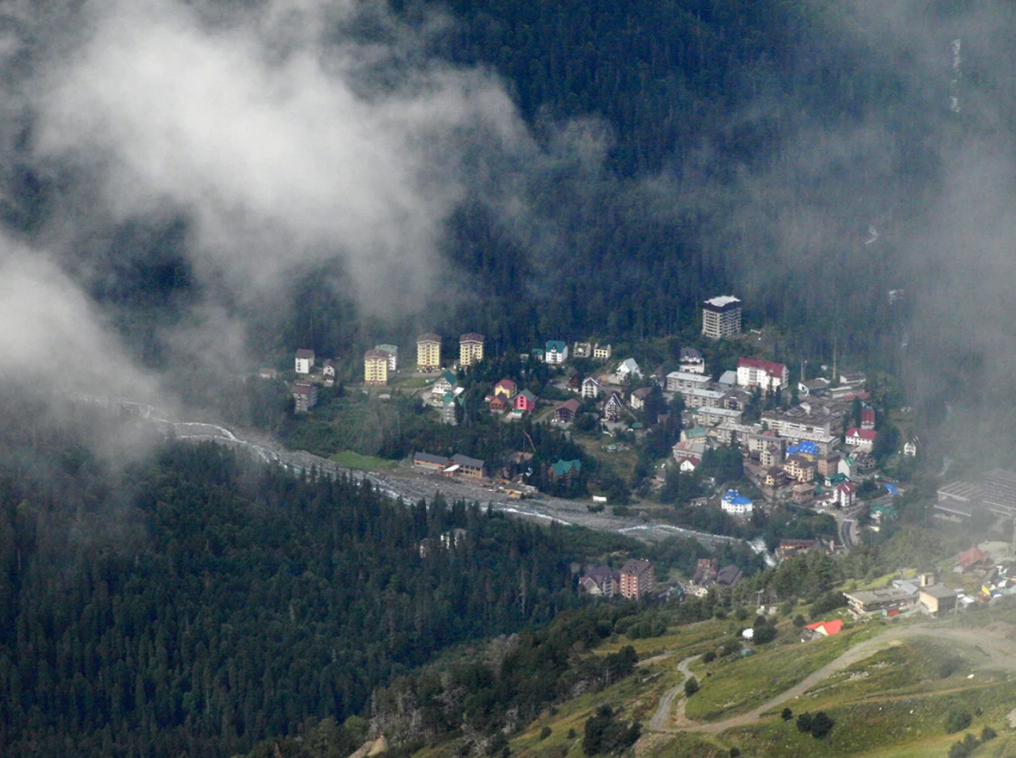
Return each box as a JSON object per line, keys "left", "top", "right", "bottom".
{"left": 647, "top": 655, "right": 701, "bottom": 732}
{"left": 647, "top": 624, "right": 1016, "bottom": 735}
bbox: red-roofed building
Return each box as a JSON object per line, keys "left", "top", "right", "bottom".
{"left": 494, "top": 379, "right": 518, "bottom": 400}
{"left": 837, "top": 481, "right": 857, "bottom": 508}
{"left": 805, "top": 619, "right": 843, "bottom": 637}
{"left": 737, "top": 358, "right": 789, "bottom": 392}
{"left": 860, "top": 407, "right": 876, "bottom": 430}
{"left": 956, "top": 545, "right": 990, "bottom": 572}
{"left": 846, "top": 427, "right": 877, "bottom": 450}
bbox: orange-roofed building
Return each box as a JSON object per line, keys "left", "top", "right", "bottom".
{"left": 805, "top": 619, "right": 843, "bottom": 637}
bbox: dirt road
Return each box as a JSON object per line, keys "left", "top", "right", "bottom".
{"left": 646, "top": 624, "right": 1016, "bottom": 735}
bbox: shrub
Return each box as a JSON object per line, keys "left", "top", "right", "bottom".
{"left": 945, "top": 710, "right": 972, "bottom": 734}
{"left": 753, "top": 625, "right": 777, "bottom": 644}
{"left": 729, "top": 749, "right": 740, "bottom": 758}
{"left": 809, "top": 591, "right": 847, "bottom": 618}
{"left": 702, "top": 651, "right": 716, "bottom": 664}
{"left": 734, "top": 607, "right": 749, "bottom": 621}
{"left": 796, "top": 713, "right": 813, "bottom": 733}
{"left": 981, "top": 725, "right": 997, "bottom": 742}
{"left": 684, "top": 677, "right": 699, "bottom": 696}
{"left": 809, "top": 711, "right": 834, "bottom": 739}
{"left": 714, "top": 609, "right": 727, "bottom": 620}
{"left": 781, "top": 708, "right": 793, "bottom": 722}
{"left": 947, "top": 733, "right": 980, "bottom": 758}
{"left": 539, "top": 727, "right": 552, "bottom": 740}
{"left": 938, "top": 657, "right": 962, "bottom": 679}
{"left": 792, "top": 614, "right": 807, "bottom": 629}
{"left": 567, "top": 729, "right": 576, "bottom": 740}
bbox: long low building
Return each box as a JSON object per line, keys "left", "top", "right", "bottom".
{"left": 937, "top": 468, "right": 1016, "bottom": 520}
{"left": 842, "top": 586, "right": 917, "bottom": 617}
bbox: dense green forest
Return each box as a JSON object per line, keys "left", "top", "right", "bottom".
{"left": 0, "top": 397, "right": 643, "bottom": 758}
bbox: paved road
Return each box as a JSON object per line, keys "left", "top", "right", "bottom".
{"left": 646, "top": 624, "right": 1016, "bottom": 735}
{"left": 77, "top": 394, "right": 751, "bottom": 548}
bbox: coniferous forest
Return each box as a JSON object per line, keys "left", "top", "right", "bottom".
{"left": 0, "top": 399, "right": 602, "bottom": 758}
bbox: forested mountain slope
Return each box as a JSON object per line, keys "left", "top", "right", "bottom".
{"left": 0, "top": 405, "right": 594, "bottom": 758}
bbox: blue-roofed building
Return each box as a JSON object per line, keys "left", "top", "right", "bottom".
{"left": 787, "top": 440, "right": 819, "bottom": 459}
{"left": 549, "top": 459, "right": 582, "bottom": 480}
{"left": 720, "top": 490, "right": 753, "bottom": 517}
{"left": 885, "top": 483, "right": 901, "bottom": 496}
{"left": 545, "top": 340, "right": 569, "bottom": 364}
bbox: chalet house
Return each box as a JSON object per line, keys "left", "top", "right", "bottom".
{"left": 845, "top": 427, "right": 877, "bottom": 450}
{"left": 836, "top": 481, "right": 857, "bottom": 508}
{"left": 791, "top": 482, "right": 814, "bottom": 504}
{"left": 414, "top": 452, "right": 450, "bottom": 471}
{"left": 716, "top": 565, "right": 743, "bottom": 588}
{"left": 693, "top": 558, "right": 718, "bottom": 584}
{"left": 860, "top": 407, "right": 876, "bottom": 430}
{"left": 364, "top": 350, "right": 389, "bottom": 385}
{"left": 593, "top": 343, "right": 612, "bottom": 361}
{"left": 567, "top": 372, "right": 583, "bottom": 392}
{"left": 573, "top": 342, "right": 592, "bottom": 359}
{"left": 548, "top": 458, "right": 582, "bottom": 482}
{"left": 513, "top": 390, "right": 537, "bottom": 415}
{"left": 417, "top": 333, "right": 441, "bottom": 372}
{"left": 448, "top": 453, "right": 485, "bottom": 479}
{"left": 604, "top": 392, "right": 626, "bottom": 422}
{"left": 555, "top": 399, "right": 581, "bottom": 423}
{"left": 854, "top": 451, "right": 876, "bottom": 473}
{"left": 440, "top": 395, "right": 458, "bottom": 425}
{"left": 375, "top": 344, "right": 399, "bottom": 371}
{"left": 619, "top": 559, "right": 654, "bottom": 600}
{"left": 582, "top": 376, "right": 602, "bottom": 399}
{"left": 615, "top": 358, "right": 642, "bottom": 381}
{"left": 545, "top": 340, "right": 569, "bottom": 364}
{"left": 679, "top": 456, "right": 700, "bottom": 473}
{"left": 489, "top": 395, "right": 510, "bottom": 413}
{"left": 679, "top": 347, "right": 705, "bottom": 374}
{"left": 494, "top": 379, "right": 518, "bottom": 400}
{"left": 431, "top": 370, "right": 457, "bottom": 398}
{"left": 737, "top": 358, "right": 789, "bottom": 392}
{"left": 630, "top": 387, "right": 653, "bottom": 410}
{"left": 956, "top": 545, "right": 990, "bottom": 573}
{"left": 579, "top": 566, "right": 618, "bottom": 596}
{"left": 292, "top": 382, "right": 318, "bottom": 413}
{"left": 459, "top": 333, "right": 485, "bottom": 368}
{"left": 295, "top": 349, "right": 315, "bottom": 375}
{"left": 322, "top": 359, "right": 337, "bottom": 386}
{"left": 904, "top": 436, "right": 918, "bottom": 457}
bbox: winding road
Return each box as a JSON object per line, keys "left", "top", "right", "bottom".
{"left": 645, "top": 624, "right": 1016, "bottom": 735}
{"left": 78, "top": 394, "right": 755, "bottom": 548}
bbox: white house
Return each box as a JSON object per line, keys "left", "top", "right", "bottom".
{"left": 545, "top": 340, "right": 569, "bottom": 365}
{"left": 582, "top": 376, "right": 602, "bottom": 399}
{"left": 845, "top": 427, "right": 877, "bottom": 451}
{"left": 736, "top": 358, "right": 788, "bottom": 392}
{"left": 295, "top": 349, "right": 315, "bottom": 375}
{"left": 616, "top": 358, "right": 642, "bottom": 381}
{"left": 679, "top": 347, "right": 706, "bottom": 374}
{"left": 678, "top": 456, "right": 700, "bottom": 473}
{"left": 836, "top": 481, "right": 857, "bottom": 508}
{"left": 721, "top": 490, "right": 753, "bottom": 517}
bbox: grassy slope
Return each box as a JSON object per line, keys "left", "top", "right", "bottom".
{"left": 489, "top": 606, "right": 1016, "bottom": 758}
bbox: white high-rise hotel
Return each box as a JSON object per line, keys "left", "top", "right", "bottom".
{"left": 702, "top": 295, "right": 742, "bottom": 339}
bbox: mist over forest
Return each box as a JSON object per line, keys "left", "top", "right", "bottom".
{"left": 0, "top": 0, "right": 1011, "bottom": 452}
{"left": 2, "top": 2, "right": 1016, "bottom": 757}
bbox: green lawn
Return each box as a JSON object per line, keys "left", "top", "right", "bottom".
{"left": 329, "top": 450, "right": 401, "bottom": 471}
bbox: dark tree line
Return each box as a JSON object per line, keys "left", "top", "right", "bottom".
{"left": 0, "top": 424, "right": 604, "bottom": 758}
